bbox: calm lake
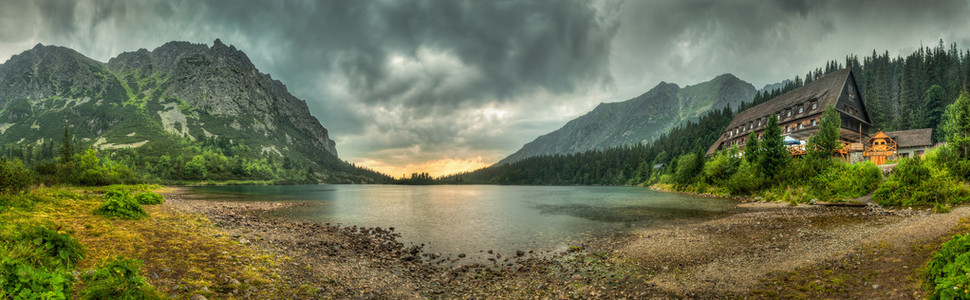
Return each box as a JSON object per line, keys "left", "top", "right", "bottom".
{"left": 184, "top": 185, "right": 736, "bottom": 258}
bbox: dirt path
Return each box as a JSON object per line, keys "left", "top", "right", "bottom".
{"left": 619, "top": 202, "right": 968, "bottom": 298}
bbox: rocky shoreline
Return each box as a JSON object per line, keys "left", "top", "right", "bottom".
{"left": 165, "top": 188, "right": 628, "bottom": 298}
{"left": 161, "top": 187, "right": 968, "bottom": 298}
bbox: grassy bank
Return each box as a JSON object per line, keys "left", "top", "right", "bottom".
{"left": 0, "top": 185, "right": 293, "bottom": 298}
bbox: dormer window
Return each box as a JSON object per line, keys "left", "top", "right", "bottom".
{"left": 786, "top": 110, "right": 792, "bottom": 117}
{"left": 798, "top": 106, "right": 804, "bottom": 114}
{"left": 758, "top": 119, "right": 762, "bottom": 127}
{"left": 812, "top": 102, "right": 818, "bottom": 110}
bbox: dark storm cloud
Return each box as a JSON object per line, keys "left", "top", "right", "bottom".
{"left": 610, "top": 0, "right": 970, "bottom": 96}
{"left": 162, "top": 1, "right": 614, "bottom": 109}
{"left": 2, "top": 0, "right": 970, "bottom": 174}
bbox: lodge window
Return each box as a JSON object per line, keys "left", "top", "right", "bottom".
{"left": 798, "top": 123, "right": 803, "bottom": 129}
{"left": 811, "top": 119, "right": 817, "bottom": 127}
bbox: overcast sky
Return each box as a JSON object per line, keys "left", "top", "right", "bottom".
{"left": 2, "top": 0, "right": 969, "bottom": 177}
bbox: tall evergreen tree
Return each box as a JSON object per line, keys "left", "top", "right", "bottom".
{"left": 744, "top": 132, "right": 759, "bottom": 164}
{"left": 808, "top": 105, "right": 842, "bottom": 160}
{"left": 758, "top": 115, "right": 788, "bottom": 178}
{"left": 59, "top": 127, "right": 73, "bottom": 163}
{"left": 922, "top": 85, "right": 947, "bottom": 141}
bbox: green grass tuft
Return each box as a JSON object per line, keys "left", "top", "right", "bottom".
{"left": 93, "top": 190, "right": 147, "bottom": 220}
{"left": 133, "top": 192, "right": 163, "bottom": 205}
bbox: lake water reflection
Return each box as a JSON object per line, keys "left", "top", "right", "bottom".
{"left": 184, "top": 185, "right": 736, "bottom": 258}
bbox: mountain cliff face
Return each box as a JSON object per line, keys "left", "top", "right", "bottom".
{"left": 497, "top": 74, "right": 756, "bottom": 165}
{"left": 0, "top": 40, "right": 350, "bottom": 176}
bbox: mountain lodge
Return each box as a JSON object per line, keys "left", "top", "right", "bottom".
{"left": 706, "top": 69, "right": 934, "bottom": 164}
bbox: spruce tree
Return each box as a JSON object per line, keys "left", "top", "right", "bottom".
{"left": 744, "top": 132, "right": 759, "bottom": 164}
{"left": 923, "top": 85, "right": 947, "bottom": 141}
{"left": 808, "top": 105, "right": 842, "bottom": 160}
{"left": 758, "top": 115, "right": 788, "bottom": 177}
{"left": 59, "top": 127, "right": 73, "bottom": 163}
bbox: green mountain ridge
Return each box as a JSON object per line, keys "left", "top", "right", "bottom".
{"left": 496, "top": 73, "right": 756, "bottom": 165}
{"left": 0, "top": 40, "right": 384, "bottom": 182}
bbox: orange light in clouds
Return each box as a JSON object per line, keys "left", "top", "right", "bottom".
{"left": 356, "top": 157, "right": 492, "bottom": 179}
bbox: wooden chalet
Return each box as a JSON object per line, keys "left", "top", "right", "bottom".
{"left": 707, "top": 69, "right": 872, "bottom": 156}
{"left": 861, "top": 129, "right": 935, "bottom": 164}
{"left": 883, "top": 128, "right": 934, "bottom": 158}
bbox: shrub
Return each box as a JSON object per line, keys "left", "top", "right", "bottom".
{"left": 927, "top": 233, "right": 970, "bottom": 299}
{"left": 701, "top": 148, "right": 741, "bottom": 186}
{"left": 18, "top": 226, "right": 85, "bottom": 268}
{"left": 724, "top": 160, "right": 763, "bottom": 195}
{"left": 0, "top": 158, "right": 33, "bottom": 193}
{"left": 94, "top": 190, "right": 147, "bottom": 220}
{"left": 811, "top": 161, "right": 882, "bottom": 201}
{"left": 673, "top": 151, "right": 705, "bottom": 186}
{"left": 133, "top": 192, "right": 164, "bottom": 205}
{"left": 0, "top": 255, "right": 72, "bottom": 300}
{"left": 873, "top": 157, "right": 970, "bottom": 206}
{"left": 80, "top": 257, "right": 161, "bottom": 300}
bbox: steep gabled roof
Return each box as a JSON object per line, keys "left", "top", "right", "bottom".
{"left": 725, "top": 69, "right": 852, "bottom": 130}
{"left": 885, "top": 128, "right": 933, "bottom": 148}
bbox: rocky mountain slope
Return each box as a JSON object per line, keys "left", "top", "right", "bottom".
{"left": 0, "top": 40, "right": 368, "bottom": 180}
{"left": 497, "top": 74, "right": 756, "bottom": 165}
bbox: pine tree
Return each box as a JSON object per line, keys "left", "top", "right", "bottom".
{"left": 922, "top": 85, "right": 947, "bottom": 141}
{"left": 744, "top": 132, "right": 759, "bottom": 164}
{"left": 808, "top": 105, "right": 842, "bottom": 160}
{"left": 758, "top": 115, "right": 788, "bottom": 178}
{"left": 59, "top": 127, "right": 73, "bottom": 163}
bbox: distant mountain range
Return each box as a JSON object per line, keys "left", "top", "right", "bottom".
{"left": 760, "top": 80, "right": 791, "bottom": 93}
{"left": 0, "top": 40, "right": 381, "bottom": 181}
{"left": 496, "top": 74, "right": 756, "bottom": 165}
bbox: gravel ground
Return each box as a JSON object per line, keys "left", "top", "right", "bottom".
{"left": 162, "top": 187, "right": 970, "bottom": 298}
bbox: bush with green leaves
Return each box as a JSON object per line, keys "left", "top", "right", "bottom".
{"left": 926, "top": 233, "right": 970, "bottom": 299}
{"left": 80, "top": 257, "right": 161, "bottom": 300}
{"left": 94, "top": 190, "right": 147, "bottom": 220}
{"left": 810, "top": 161, "right": 882, "bottom": 201}
{"left": 17, "top": 226, "right": 85, "bottom": 268}
{"left": 873, "top": 156, "right": 970, "bottom": 206}
{"left": 673, "top": 151, "right": 705, "bottom": 186}
{"left": 133, "top": 192, "right": 164, "bottom": 205}
{"left": 0, "top": 158, "right": 32, "bottom": 193}
{"left": 0, "top": 255, "right": 73, "bottom": 300}
{"left": 724, "top": 160, "right": 764, "bottom": 195}
{"left": 0, "top": 223, "right": 80, "bottom": 299}
{"left": 700, "top": 147, "right": 741, "bottom": 186}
